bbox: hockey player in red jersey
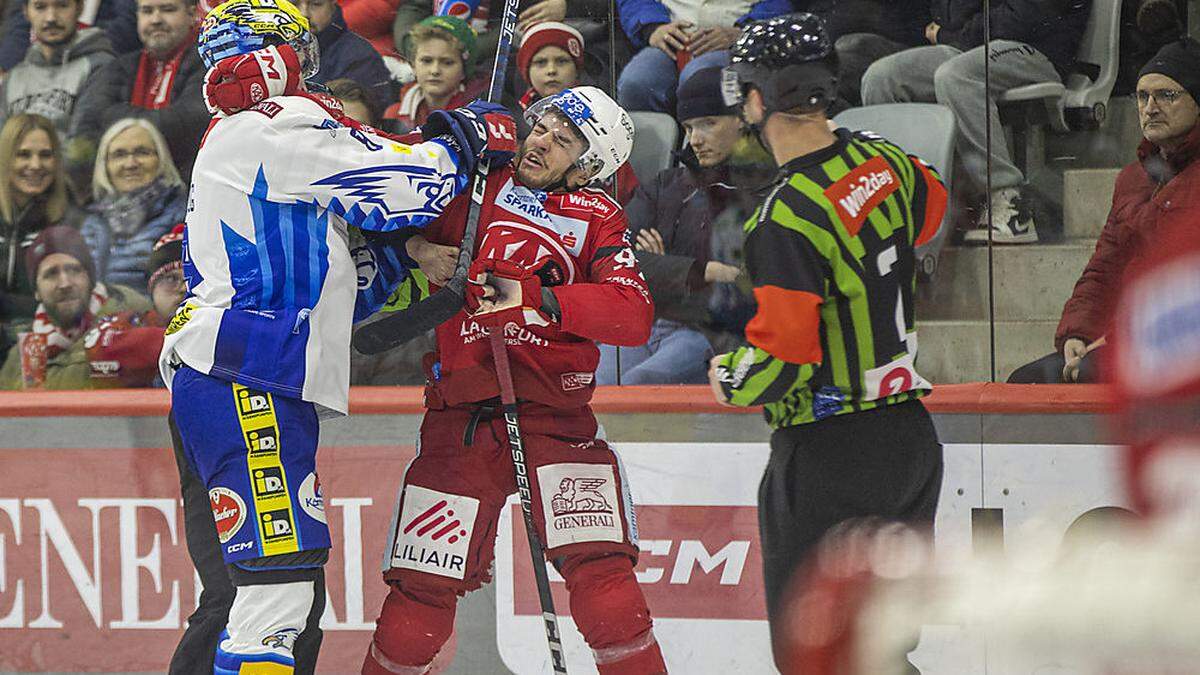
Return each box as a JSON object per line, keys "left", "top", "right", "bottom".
{"left": 362, "top": 85, "right": 665, "bottom": 675}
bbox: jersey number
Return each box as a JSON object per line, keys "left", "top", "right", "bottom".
{"left": 866, "top": 246, "right": 925, "bottom": 400}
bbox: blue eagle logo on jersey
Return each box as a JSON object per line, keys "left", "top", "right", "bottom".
{"left": 312, "top": 164, "right": 458, "bottom": 230}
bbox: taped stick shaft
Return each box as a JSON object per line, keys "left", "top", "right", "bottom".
{"left": 490, "top": 330, "right": 569, "bottom": 673}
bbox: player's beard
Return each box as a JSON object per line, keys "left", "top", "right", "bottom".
{"left": 515, "top": 149, "right": 559, "bottom": 190}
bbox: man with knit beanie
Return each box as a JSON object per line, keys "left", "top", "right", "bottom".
{"left": 597, "top": 66, "right": 757, "bottom": 385}
{"left": 1009, "top": 38, "right": 1200, "bottom": 384}
{"left": 60, "top": 223, "right": 187, "bottom": 388}
{"left": 0, "top": 224, "right": 153, "bottom": 389}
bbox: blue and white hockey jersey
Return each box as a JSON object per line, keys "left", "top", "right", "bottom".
{"left": 160, "top": 94, "right": 469, "bottom": 416}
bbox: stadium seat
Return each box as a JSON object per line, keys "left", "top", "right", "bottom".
{"left": 997, "top": 0, "right": 1123, "bottom": 173}
{"left": 834, "top": 103, "right": 957, "bottom": 278}
{"left": 627, "top": 112, "right": 679, "bottom": 185}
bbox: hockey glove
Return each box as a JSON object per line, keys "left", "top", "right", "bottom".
{"left": 465, "top": 258, "right": 558, "bottom": 329}
{"left": 204, "top": 44, "right": 303, "bottom": 116}
{"left": 421, "top": 101, "right": 517, "bottom": 176}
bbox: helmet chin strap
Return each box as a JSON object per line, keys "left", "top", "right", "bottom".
{"left": 737, "top": 97, "right": 772, "bottom": 156}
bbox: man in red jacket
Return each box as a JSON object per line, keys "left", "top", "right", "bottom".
{"left": 1009, "top": 38, "right": 1200, "bottom": 384}
{"left": 363, "top": 86, "right": 665, "bottom": 675}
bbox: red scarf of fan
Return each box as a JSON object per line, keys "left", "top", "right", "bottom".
{"left": 17, "top": 283, "right": 109, "bottom": 388}
{"left": 131, "top": 32, "right": 196, "bottom": 110}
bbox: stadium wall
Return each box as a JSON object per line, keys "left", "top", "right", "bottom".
{"left": 0, "top": 385, "right": 1125, "bottom": 674}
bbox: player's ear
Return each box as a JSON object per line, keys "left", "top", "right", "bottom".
{"left": 563, "top": 167, "right": 591, "bottom": 191}
{"left": 744, "top": 88, "right": 766, "bottom": 125}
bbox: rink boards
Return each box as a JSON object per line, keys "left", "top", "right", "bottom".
{"left": 0, "top": 384, "right": 1123, "bottom": 674}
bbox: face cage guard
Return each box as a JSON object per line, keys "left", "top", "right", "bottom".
{"left": 523, "top": 97, "right": 606, "bottom": 183}
{"left": 293, "top": 31, "right": 321, "bottom": 80}
{"left": 199, "top": 26, "right": 320, "bottom": 81}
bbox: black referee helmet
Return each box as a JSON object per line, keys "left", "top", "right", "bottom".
{"left": 721, "top": 13, "right": 838, "bottom": 116}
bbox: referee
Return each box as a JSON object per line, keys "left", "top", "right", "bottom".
{"left": 708, "top": 13, "right": 949, "bottom": 670}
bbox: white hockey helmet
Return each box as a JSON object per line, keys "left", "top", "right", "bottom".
{"left": 523, "top": 86, "right": 635, "bottom": 183}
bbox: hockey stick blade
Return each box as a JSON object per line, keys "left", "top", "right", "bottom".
{"left": 351, "top": 0, "right": 519, "bottom": 354}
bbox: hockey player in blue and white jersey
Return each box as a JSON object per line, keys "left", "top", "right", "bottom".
{"left": 160, "top": 0, "right": 516, "bottom": 672}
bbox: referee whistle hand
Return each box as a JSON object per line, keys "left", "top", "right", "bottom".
{"left": 708, "top": 354, "right": 735, "bottom": 407}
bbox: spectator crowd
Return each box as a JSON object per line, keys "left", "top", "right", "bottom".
{"left": 0, "top": 0, "right": 1193, "bottom": 389}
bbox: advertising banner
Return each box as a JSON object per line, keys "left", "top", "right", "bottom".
{"left": 0, "top": 444, "right": 413, "bottom": 672}
{"left": 0, "top": 431, "right": 1130, "bottom": 673}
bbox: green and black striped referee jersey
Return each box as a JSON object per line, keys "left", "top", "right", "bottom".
{"left": 715, "top": 127, "right": 948, "bottom": 429}
{"left": 381, "top": 268, "right": 431, "bottom": 312}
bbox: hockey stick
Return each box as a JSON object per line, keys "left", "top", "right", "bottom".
{"left": 607, "top": 0, "right": 622, "bottom": 385}
{"left": 351, "top": 0, "right": 521, "bottom": 355}
{"left": 489, "top": 329, "right": 569, "bottom": 674}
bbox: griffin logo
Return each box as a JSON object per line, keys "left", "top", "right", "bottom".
{"left": 551, "top": 477, "right": 613, "bottom": 516}
{"left": 538, "top": 463, "right": 624, "bottom": 548}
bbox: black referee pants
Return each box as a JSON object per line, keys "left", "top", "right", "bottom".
{"left": 758, "top": 400, "right": 943, "bottom": 669}
{"left": 167, "top": 413, "right": 325, "bottom": 673}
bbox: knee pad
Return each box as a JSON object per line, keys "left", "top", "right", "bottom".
{"left": 560, "top": 554, "right": 665, "bottom": 673}
{"left": 365, "top": 580, "right": 458, "bottom": 673}
{"left": 215, "top": 580, "right": 316, "bottom": 674}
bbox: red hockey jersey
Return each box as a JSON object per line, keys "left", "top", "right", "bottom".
{"left": 419, "top": 165, "right": 653, "bottom": 408}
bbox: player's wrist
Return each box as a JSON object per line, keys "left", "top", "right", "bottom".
{"left": 539, "top": 287, "right": 561, "bottom": 323}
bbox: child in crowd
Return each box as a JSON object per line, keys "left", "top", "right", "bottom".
{"left": 516, "top": 21, "right": 585, "bottom": 109}
{"left": 382, "top": 15, "right": 483, "bottom": 133}
{"left": 515, "top": 21, "right": 639, "bottom": 204}
{"left": 81, "top": 223, "right": 187, "bottom": 388}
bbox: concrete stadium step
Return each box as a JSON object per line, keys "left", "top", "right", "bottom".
{"left": 1062, "top": 167, "right": 1120, "bottom": 239}
{"left": 917, "top": 240, "right": 1096, "bottom": 322}
{"left": 915, "top": 319, "right": 1058, "bottom": 384}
